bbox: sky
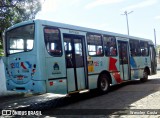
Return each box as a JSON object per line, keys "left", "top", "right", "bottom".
{"left": 36, "top": 0, "right": 160, "bottom": 45}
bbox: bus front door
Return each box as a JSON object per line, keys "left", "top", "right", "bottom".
{"left": 63, "top": 34, "right": 87, "bottom": 93}
{"left": 118, "top": 41, "right": 130, "bottom": 81}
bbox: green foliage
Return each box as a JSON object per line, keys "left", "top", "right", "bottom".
{"left": 0, "top": 40, "right": 3, "bottom": 56}
{"left": 0, "top": 49, "right": 3, "bottom": 56}
{"left": 0, "top": 0, "right": 41, "bottom": 55}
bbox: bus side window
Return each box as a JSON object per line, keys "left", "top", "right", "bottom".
{"left": 64, "top": 38, "right": 73, "bottom": 68}
{"left": 130, "top": 39, "right": 141, "bottom": 56}
{"left": 44, "top": 28, "right": 62, "bottom": 56}
{"left": 103, "top": 36, "right": 117, "bottom": 56}
{"left": 140, "top": 41, "right": 149, "bottom": 56}
{"left": 87, "top": 33, "right": 103, "bottom": 56}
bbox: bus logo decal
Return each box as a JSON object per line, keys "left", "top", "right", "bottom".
{"left": 54, "top": 62, "right": 59, "bottom": 70}
{"left": 21, "top": 61, "right": 32, "bottom": 69}
{"left": 52, "top": 62, "right": 61, "bottom": 74}
{"left": 26, "top": 61, "right": 32, "bottom": 68}
{"left": 10, "top": 63, "right": 19, "bottom": 68}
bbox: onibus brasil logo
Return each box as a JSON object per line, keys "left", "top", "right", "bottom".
{"left": 1, "top": 110, "right": 42, "bottom": 116}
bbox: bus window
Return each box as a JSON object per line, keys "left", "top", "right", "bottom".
{"left": 140, "top": 41, "right": 148, "bottom": 56}
{"left": 6, "top": 24, "right": 34, "bottom": 54}
{"left": 103, "top": 36, "right": 117, "bottom": 56}
{"left": 64, "top": 38, "right": 73, "bottom": 68}
{"left": 87, "top": 33, "right": 103, "bottom": 56}
{"left": 74, "top": 39, "right": 84, "bottom": 67}
{"left": 129, "top": 39, "right": 141, "bottom": 56}
{"left": 9, "top": 39, "right": 24, "bottom": 53}
{"left": 27, "top": 39, "right": 33, "bottom": 50}
{"left": 44, "top": 28, "right": 62, "bottom": 56}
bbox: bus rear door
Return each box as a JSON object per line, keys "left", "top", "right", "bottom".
{"left": 118, "top": 40, "right": 130, "bottom": 81}
{"left": 63, "top": 34, "right": 87, "bottom": 93}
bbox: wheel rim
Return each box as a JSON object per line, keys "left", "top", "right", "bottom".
{"left": 100, "top": 77, "right": 108, "bottom": 91}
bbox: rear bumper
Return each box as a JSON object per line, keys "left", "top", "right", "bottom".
{"left": 6, "top": 79, "right": 46, "bottom": 93}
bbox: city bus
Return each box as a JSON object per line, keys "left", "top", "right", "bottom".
{"left": 2, "top": 19, "right": 157, "bottom": 94}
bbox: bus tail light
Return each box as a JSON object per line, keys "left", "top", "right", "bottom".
{"left": 59, "top": 80, "right": 63, "bottom": 82}
{"left": 49, "top": 82, "right": 54, "bottom": 86}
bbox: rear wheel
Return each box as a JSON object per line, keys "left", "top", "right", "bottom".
{"left": 98, "top": 74, "right": 110, "bottom": 93}
{"left": 140, "top": 70, "right": 148, "bottom": 82}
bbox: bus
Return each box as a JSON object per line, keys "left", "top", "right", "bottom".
{"left": 2, "top": 19, "right": 157, "bottom": 94}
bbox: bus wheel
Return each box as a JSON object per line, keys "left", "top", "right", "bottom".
{"left": 98, "top": 74, "right": 110, "bottom": 93}
{"left": 140, "top": 70, "right": 148, "bottom": 82}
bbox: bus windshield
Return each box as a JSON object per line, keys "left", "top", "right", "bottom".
{"left": 6, "top": 24, "right": 34, "bottom": 55}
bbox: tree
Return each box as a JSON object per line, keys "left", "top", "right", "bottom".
{"left": 0, "top": 0, "right": 41, "bottom": 56}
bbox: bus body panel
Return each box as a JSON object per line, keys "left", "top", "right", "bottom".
{"left": 34, "top": 21, "right": 46, "bottom": 82}
{"left": 107, "top": 56, "right": 122, "bottom": 85}
{"left": 5, "top": 52, "right": 47, "bottom": 92}
{"left": 140, "top": 56, "right": 151, "bottom": 75}
{"left": 47, "top": 79, "right": 67, "bottom": 94}
{"left": 88, "top": 75, "right": 99, "bottom": 89}
{"left": 45, "top": 56, "right": 67, "bottom": 94}
{"left": 67, "top": 69, "right": 76, "bottom": 91}
{"left": 4, "top": 47, "right": 35, "bottom": 90}
{"left": 3, "top": 19, "right": 157, "bottom": 94}
{"left": 130, "top": 56, "right": 143, "bottom": 80}
{"left": 76, "top": 68, "right": 86, "bottom": 90}
{"left": 4, "top": 20, "right": 48, "bottom": 93}
{"left": 42, "top": 26, "right": 67, "bottom": 94}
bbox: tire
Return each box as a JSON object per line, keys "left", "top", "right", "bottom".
{"left": 98, "top": 74, "right": 110, "bottom": 93}
{"left": 140, "top": 70, "right": 148, "bottom": 82}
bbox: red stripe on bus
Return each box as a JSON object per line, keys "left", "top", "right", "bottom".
{"left": 21, "top": 62, "right": 27, "bottom": 69}
{"left": 109, "top": 57, "right": 122, "bottom": 83}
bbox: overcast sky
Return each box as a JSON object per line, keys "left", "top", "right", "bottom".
{"left": 36, "top": 0, "right": 160, "bottom": 45}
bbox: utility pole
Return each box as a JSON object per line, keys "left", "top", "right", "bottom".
{"left": 121, "top": 11, "right": 133, "bottom": 35}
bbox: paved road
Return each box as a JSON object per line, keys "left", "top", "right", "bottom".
{"left": 43, "top": 72, "right": 160, "bottom": 118}
{"left": 0, "top": 71, "right": 160, "bottom": 118}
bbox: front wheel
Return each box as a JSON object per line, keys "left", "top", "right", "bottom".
{"left": 98, "top": 74, "right": 110, "bottom": 93}
{"left": 140, "top": 70, "right": 148, "bottom": 82}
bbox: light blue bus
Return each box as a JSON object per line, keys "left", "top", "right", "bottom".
{"left": 3, "top": 19, "right": 157, "bottom": 94}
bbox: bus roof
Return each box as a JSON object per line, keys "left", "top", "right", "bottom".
{"left": 6, "top": 19, "right": 154, "bottom": 45}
